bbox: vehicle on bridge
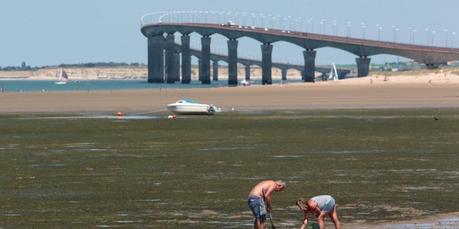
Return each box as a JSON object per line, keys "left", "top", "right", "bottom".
{"left": 221, "top": 21, "right": 237, "bottom": 27}
{"left": 167, "top": 99, "right": 221, "bottom": 115}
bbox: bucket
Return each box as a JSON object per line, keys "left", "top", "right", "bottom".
{"left": 310, "top": 221, "right": 319, "bottom": 229}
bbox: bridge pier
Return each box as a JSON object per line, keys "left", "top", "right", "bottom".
{"left": 228, "top": 39, "right": 239, "bottom": 86}
{"left": 338, "top": 72, "right": 347, "bottom": 80}
{"left": 261, "top": 43, "right": 273, "bottom": 85}
{"left": 147, "top": 34, "right": 165, "bottom": 83}
{"left": 165, "top": 33, "right": 176, "bottom": 83}
{"left": 356, "top": 57, "right": 371, "bottom": 77}
{"left": 172, "top": 51, "right": 180, "bottom": 82}
{"left": 425, "top": 63, "right": 441, "bottom": 69}
{"left": 281, "top": 68, "right": 288, "bottom": 81}
{"left": 201, "top": 36, "right": 211, "bottom": 84}
{"left": 213, "top": 60, "right": 219, "bottom": 81}
{"left": 303, "top": 49, "right": 316, "bottom": 82}
{"left": 245, "top": 65, "right": 251, "bottom": 81}
{"left": 198, "top": 58, "right": 203, "bottom": 82}
{"left": 181, "top": 34, "right": 191, "bottom": 84}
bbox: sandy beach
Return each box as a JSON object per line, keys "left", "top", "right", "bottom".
{"left": 1, "top": 73, "right": 459, "bottom": 114}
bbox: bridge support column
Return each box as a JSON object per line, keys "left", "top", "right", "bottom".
{"left": 281, "top": 69, "right": 288, "bottom": 81}
{"left": 356, "top": 56, "right": 371, "bottom": 77}
{"left": 181, "top": 34, "right": 191, "bottom": 84}
{"left": 338, "top": 72, "right": 347, "bottom": 80}
{"left": 303, "top": 49, "right": 316, "bottom": 82}
{"left": 213, "top": 60, "right": 219, "bottom": 81}
{"left": 147, "top": 34, "right": 164, "bottom": 83}
{"left": 425, "top": 63, "right": 441, "bottom": 69}
{"left": 245, "top": 65, "right": 251, "bottom": 81}
{"left": 201, "top": 36, "right": 211, "bottom": 84}
{"left": 165, "top": 33, "right": 176, "bottom": 83}
{"left": 261, "top": 43, "right": 273, "bottom": 85}
{"left": 172, "top": 52, "right": 180, "bottom": 82}
{"left": 228, "top": 39, "right": 239, "bottom": 85}
{"left": 198, "top": 58, "right": 203, "bottom": 82}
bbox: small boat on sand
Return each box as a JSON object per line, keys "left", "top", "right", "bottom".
{"left": 167, "top": 99, "right": 221, "bottom": 115}
{"left": 241, "top": 79, "right": 252, "bottom": 86}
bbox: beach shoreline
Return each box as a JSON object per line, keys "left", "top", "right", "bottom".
{"left": 1, "top": 74, "right": 459, "bottom": 114}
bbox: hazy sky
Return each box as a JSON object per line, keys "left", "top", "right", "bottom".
{"left": 1, "top": 0, "right": 458, "bottom": 66}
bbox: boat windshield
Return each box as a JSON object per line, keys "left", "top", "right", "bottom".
{"left": 178, "top": 98, "right": 200, "bottom": 104}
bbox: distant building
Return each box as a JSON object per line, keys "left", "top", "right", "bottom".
{"left": 377, "top": 61, "right": 422, "bottom": 72}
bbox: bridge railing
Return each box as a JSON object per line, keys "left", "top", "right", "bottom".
{"left": 141, "top": 11, "right": 313, "bottom": 35}
{"left": 141, "top": 11, "right": 457, "bottom": 49}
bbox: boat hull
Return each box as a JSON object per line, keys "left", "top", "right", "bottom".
{"left": 167, "top": 104, "right": 215, "bottom": 115}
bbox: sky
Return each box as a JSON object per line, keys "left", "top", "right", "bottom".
{"left": 1, "top": 0, "right": 458, "bottom": 67}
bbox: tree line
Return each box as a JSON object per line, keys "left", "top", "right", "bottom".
{"left": 0, "top": 62, "right": 146, "bottom": 71}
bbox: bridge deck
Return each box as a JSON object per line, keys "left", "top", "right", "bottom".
{"left": 142, "top": 22, "right": 459, "bottom": 64}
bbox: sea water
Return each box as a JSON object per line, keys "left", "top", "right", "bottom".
{"left": 0, "top": 79, "right": 302, "bottom": 92}
{"left": 0, "top": 80, "right": 223, "bottom": 92}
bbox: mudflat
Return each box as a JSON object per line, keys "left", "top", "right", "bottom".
{"left": 1, "top": 109, "right": 459, "bottom": 228}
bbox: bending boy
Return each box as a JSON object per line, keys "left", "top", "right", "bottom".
{"left": 296, "top": 195, "right": 341, "bottom": 229}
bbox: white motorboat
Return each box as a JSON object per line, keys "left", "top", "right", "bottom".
{"left": 167, "top": 99, "right": 221, "bottom": 115}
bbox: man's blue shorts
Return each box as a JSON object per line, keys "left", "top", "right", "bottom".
{"left": 248, "top": 195, "right": 267, "bottom": 221}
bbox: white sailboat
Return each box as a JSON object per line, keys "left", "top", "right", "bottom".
{"left": 55, "top": 68, "right": 69, "bottom": 85}
{"left": 328, "top": 63, "right": 339, "bottom": 81}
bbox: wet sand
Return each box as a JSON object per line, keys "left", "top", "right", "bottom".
{"left": 1, "top": 75, "right": 459, "bottom": 114}
{"left": 346, "top": 212, "right": 459, "bottom": 229}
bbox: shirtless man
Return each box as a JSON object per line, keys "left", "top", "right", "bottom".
{"left": 296, "top": 195, "right": 341, "bottom": 229}
{"left": 247, "top": 180, "right": 286, "bottom": 229}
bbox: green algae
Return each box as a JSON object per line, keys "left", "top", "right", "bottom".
{"left": 0, "top": 109, "right": 458, "bottom": 228}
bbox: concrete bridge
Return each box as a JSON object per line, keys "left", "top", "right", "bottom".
{"left": 141, "top": 14, "right": 459, "bottom": 85}
{"left": 167, "top": 43, "right": 350, "bottom": 84}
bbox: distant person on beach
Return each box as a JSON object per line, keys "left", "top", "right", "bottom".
{"left": 296, "top": 195, "right": 341, "bottom": 229}
{"left": 248, "top": 180, "right": 286, "bottom": 229}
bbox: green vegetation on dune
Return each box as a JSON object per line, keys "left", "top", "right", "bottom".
{"left": 1, "top": 109, "right": 458, "bottom": 228}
